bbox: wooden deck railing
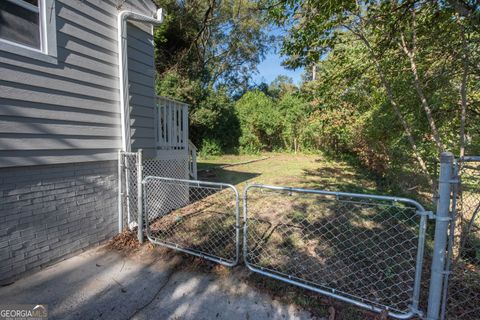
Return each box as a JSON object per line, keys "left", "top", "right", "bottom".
{"left": 154, "top": 96, "right": 189, "bottom": 151}
{"left": 154, "top": 96, "right": 197, "bottom": 179}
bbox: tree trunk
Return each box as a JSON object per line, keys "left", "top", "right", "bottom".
{"left": 459, "top": 20, "right": 468, "bottom": 158}
{"left": 400, "top": 20, "right": 444, "bottom": 154}
{"left": 356, "top": 33, "right": 434, "bottom": 187}
{"left": 351, "top": 8, "right": 434, "bottom": 190}
{"left": 406, "top": 51, "right": 444, "bottom": 153}
{"left": 374, "top": 59, "right": 434, "bottom": 188}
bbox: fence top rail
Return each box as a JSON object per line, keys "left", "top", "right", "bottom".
{"left": 142, "top": 175, "right": 238, "bottom": 195}
{"left": 244, "top": 183, "right": 427, "bottom": 212}
{"left": 459, "top": 156, "right": 480, "bottom": 162}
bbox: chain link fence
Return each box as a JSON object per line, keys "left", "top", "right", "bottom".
{"left": 243, "top": 185, "right": 428, "bottom": 319}
{"left": 143, "top": 177, "right": 240, "bottom": 266}
{"left": 143, "top": 158, "right": 189, "bottom": 180}
{"left": 119, "top": 151, "right": 189, "bottom": 230}
{"left": 443, "top": 159, "right": 480, "bottom": 320}
{"left": 117, "top": 150, "right": 480, "bottom": 319}
{"left": 120, "top": 152, "right": 139, "bottom": 229}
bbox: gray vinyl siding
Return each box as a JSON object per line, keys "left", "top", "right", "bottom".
{"left": 128, "top": 23, "right": 156, "bottom": 158}
{"left": 0, "top": 0, "right": 157, "bottom": 167}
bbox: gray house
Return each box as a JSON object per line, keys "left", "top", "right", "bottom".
{"left": 0, "top": 0, "right": 193, "bottom": 282}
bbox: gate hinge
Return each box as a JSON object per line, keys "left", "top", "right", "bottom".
{"left": 436, "top": 216, "right": 452, "bottom": 222}
{"left": 438, "top": 178, "right": 460, "bottom": 184}
{"left": 431, "top": 266, "right": 453, "bottom": 275}
{"left": 417, "top": 211, "right": 452, "bottom": 221}
{"left": 409, "top": 306, "right": 423, "bottom": 318}
{"left": 418, "top": 211, "right": 435, "bottom": 219}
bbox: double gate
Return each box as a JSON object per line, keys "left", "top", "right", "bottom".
{"left": 119, "top": 151, "right": 479, "bottom": 320}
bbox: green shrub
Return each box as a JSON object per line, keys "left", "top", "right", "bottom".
{"left": 235, "top": 90, "right": 283, "bottom": 152}
{"left": 199, "top": 138, "right": 223, "bottom": 158}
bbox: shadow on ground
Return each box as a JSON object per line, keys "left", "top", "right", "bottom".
{"left": 0, "top": 246, "right": 313, "bottom": 320}
{"left": 198, "top": 166, "right": 260, "bottom": 185}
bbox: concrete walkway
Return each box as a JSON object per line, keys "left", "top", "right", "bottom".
{"left": 0, "top": 246, "right": 314, "bottom": 320}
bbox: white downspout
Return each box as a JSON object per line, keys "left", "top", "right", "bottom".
{"left": 117, "top": 8, "right": 164, "bottom": 152}
{"left": 117, "top": 8, "right": 163, "bottom": 233}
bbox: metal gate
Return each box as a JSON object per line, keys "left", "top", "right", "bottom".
{"left": 119, "top": 151, "right": 240, "bottom": 266}
{"left": 243, "top": 184, "right": 428, "bottom": 319}
{"left": 143, "top": 177, "right": 240, "bottom": 266}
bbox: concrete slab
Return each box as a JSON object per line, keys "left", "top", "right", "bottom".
{"left": 0, "top": 246, "right": 315, "bottom": 320}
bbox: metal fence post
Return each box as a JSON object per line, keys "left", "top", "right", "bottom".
{"left": 137, "top": 149, "right": 144, "bottom": 243}
{"left": 427, "top": 152, "right": 454, "bottom": 320}
{"left": 118, "top": 149, "right": 124, "bottom": 233}
{"left": 440, "top": 158, "right": 459, "bottom": 320}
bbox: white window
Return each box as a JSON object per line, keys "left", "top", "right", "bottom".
{"left": 0, "top": 0, "right": 57, "bottom": 62}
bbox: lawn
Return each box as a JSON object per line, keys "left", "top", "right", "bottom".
{"left": 198, "top": 152, "right": 384, "bottom": 195}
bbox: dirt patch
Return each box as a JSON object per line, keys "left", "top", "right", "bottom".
{"left": 145, "top": 185, "right": 238, "bottom": 263}
{"left": 244, "top": 272, "right": 382, "bottom": 320}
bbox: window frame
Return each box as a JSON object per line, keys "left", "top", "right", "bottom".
{"left": 0, "top": 0, "right": 57, "bottom": 64}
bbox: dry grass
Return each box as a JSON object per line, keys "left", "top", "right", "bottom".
{"left": 244, "top": 189, "right": 420, "bottom": 315}
{"left": 107, "top": 229, "right": 141, "bottom": 251}
{"left": 197, "top": 153, "right": 404, "bottom": 200}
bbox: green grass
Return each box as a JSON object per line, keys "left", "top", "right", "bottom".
{"left": 198, "top": 152, "right": 397, "bottom": 197}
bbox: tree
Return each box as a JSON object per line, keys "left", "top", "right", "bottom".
{"left": 262, "top": 0, "right": 480, "bottom": 187}
{"left": 154, "top": 0, "right": 273, "bottom": 93}
{"left": 235, "top": 91, "right": 283, "bottom": 152}
{"left": 278, "top": 93, "right": 310, "bottom": 152}
{"left": 268, "top": 75, "right": 297, "bottom": 99}
{"left": 153, "top": 0, "right": 274, "bottom": 154}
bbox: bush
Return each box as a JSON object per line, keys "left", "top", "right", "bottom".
{"left": 156, "top": 72, "right": 241, "bottom": 153}
{"left": 199, "top": 138, "right": 223, "bottom": 158}
{"left": 235, "top": 90, "right": 283, "bottom": 153}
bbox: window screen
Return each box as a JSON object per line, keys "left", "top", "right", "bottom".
{"left": 0, "top": 0, "right": 41, "bottom": 50}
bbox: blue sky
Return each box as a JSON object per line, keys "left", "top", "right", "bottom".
{"left": 253, "top": 51, "right": 304, "bottom": 86}
{"left": 251, "top": 26, "right": 304, "bottom": 86}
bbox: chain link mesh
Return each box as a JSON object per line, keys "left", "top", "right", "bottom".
{"left": 121, "top": 152, "right": 139, "bottom": 229}
{"left": 143, "top": 158, "right": 189, "bottom": 180}
{"left": 143, "top": 177, "right": 239, "bottom": 266}
{"left": 244, "top": 186, "right": 425, "bottom": 316}
{"left": 445, "top": 160, "right": 480, "bottom": 320}
{"left": 120, "top": 152, "right": 190, "bottom": 230}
